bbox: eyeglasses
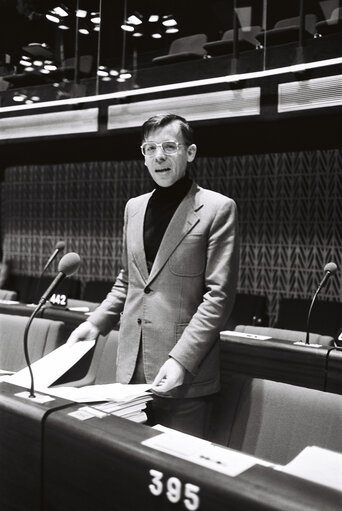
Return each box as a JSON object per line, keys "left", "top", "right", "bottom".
{"left": 140, "top": 141, "right": 184, "bottom": 156}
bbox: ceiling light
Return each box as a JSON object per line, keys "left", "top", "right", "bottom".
{"left": 127, "top": 13, "right": 143, "bottom": 25}
{"left": 90, "top": 13, "right": 100, "bottom": 24}
{"left": 101, "top": 76, "right": 111, "bottom": 81}
{"left": 20, "top": 59, "right": 32, "bottom": 66}
{"left": 152, "top": 32, "right": 162, "bottom": 39}
{"left": 162, "top": 15, "right": 177, "bottom": 27}
{"left": 121, "top": 23, "right": 134, "bottom": 32}
{"left": 31, "top": 96, "right": 40, "bottom": 102}
{"left": 148, "top": 15, "right": 159, "bottom": 22}
{"left": 25, "top": 99, "right": 34, "bottom": 104}
{"left": 13, "top": 93, "right": 26, "bottom": 102}
{"left": 79, "top": 28, "right": 90, "bottom": 35}
{"left": 53, "top": 6, "right": 68, "bottom": 17}
{"left": 58, "top": 23, "right": 70, "bottom": 30}
{"left": 33, "top": 60, "right": 43, "bottom": 66}
{"left": 40, "top": 68, "right": 51, "bottom": 74}
{"left": 165, "top": 27, "right": 179, "bottom": 34}
{"left": 132, "top": 31, "right": 143, "bottom": 37}
{"left": 109, "top": 69, "right": 119, "bottom": 76}
{"left": 97, "top": 68, "right": 109, "bottom": 76}
{"left": 46, "top": 13, "right": 60, "bottom": 23}
{"left": 76, "top": 9, "right": 87, "bottom": 18}
{"left": 24, "top": 66, "right": 34, "bottom": 72}
{"left": 44, "top": 64, "right": 57, "bottom": 71}
{"left": 93, "top": 25, "right": 100, "bottom": 31}
{"left": 119, "top": 69, "right": 132, "bottom": 80}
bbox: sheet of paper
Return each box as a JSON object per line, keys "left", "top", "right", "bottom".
{"left": 275, "top": 446, "right": 342, "bottom": 490}
{"left": 143, "top": 426, "right": 272, "bottom": 477}
{"left": 46, "top": 382, "right": 152, "bottom": 403}
{"left": 220, "top": 330, "right": 272, "bottom": 341}
{"left": 3, "top": 340, "right": 96, "bottom": 389}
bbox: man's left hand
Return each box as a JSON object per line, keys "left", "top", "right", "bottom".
{"left": 151, "top": 358, "right": 186, "bottom": 394}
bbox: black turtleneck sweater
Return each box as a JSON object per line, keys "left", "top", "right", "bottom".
{"left": 144, "top": 175, "right": 193, "bottom": 272}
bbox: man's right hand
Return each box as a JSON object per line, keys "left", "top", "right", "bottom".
{"left": 66, "top": 321, "right": 100, "bottom": 345}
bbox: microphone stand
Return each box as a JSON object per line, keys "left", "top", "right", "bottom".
{"left": 305, "top": 286, "right": 321, "bottom": 344}
{"left": 23, "top": 301, "right": 44, "bottom": 398}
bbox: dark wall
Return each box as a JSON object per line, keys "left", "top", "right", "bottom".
{"left": 1, "top": 147, "right": 341, "bottom": 326}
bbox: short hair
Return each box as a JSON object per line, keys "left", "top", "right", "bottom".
{"left": 141, "top": 113, "right": 194, "bottom": 146}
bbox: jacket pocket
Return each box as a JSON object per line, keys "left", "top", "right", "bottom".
{"left": 169, "top": 235, "right": 206, "bottom": 277}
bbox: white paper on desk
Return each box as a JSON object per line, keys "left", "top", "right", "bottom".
{"left": 46, "top": 383, "right": 152, "bottom": 403}
{"left": 143, "top": 426, "right": 272, "bottom": 477}
{"left": 220, "top": 330, "right": 272, "bottom": 341}
{"left": 3, "top": 340, "right": 95, "bottom": 389}
{"left": 275, "top": 446, "right": 342, "bottom": 491}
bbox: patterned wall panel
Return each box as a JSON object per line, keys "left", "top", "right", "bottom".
{"left": 1, "top": 149, "right": 341, "bottom": 325}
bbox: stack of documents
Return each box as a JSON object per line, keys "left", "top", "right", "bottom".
{"left": 92, "top": 393, "right": 153, "bottom": 423}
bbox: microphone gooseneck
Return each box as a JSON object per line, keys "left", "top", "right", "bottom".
{"left": 305, "top": 262, "right": 337, "bottom": 344}
{"left": 24, "top": 252, "right": 81, "bottom": 398}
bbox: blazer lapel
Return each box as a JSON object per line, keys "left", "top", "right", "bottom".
{"left": 129, "top": 194, "right": 151, "bottom": 283}
{"left": 147, "top": 183, "right": 202, "bottom": 285}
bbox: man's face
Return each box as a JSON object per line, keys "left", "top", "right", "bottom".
{"left": 143, "top": 121, "right": 197, "bottom": 187}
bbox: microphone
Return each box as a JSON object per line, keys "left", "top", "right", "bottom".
{"left": 38, "top": 252, "right": 80, "bottom": 305}
{"left": 305, "top": 262, "right": 337, "bottom": 344}
{"left": 24, "top": 252, "right": 81, "bottom": 397}
{"left": 33, "top": 241, "right": 65, "bottom": 304}
{"left": 42, "top": 240, "right": 65, "bottom": 275}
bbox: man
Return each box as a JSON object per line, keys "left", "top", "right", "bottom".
{"left": 67, "top": 113, "right": 239, "bottom": 437}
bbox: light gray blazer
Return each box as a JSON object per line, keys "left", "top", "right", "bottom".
{"left": 89, "top": 182, "right": 239, "bottom": 398}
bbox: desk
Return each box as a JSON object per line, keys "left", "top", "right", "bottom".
{"left": 42, "top": 405, "right": 341, "bottom": 511}
{"left": 0, "top": 382, "right": 72, "bottom": 511}
{"left": 220, "top": 332, "right": 335, "bottom": 392}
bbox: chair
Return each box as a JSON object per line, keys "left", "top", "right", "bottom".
{"left": 234, "top": 324, "right": 334, "bottom": 346}
{"left": 256, "top": 14, "right": 317, "bottom": 46}
{"left": 209, "top": 375, "right": 342, "bottom": 464}
{"left": 315, "top": 7, "right": 342, "bottom": 36}
{"left": 0, "top": 314, "right": 65, "bottom": 372}
{"left": 223, "top": 293, "right": 268, "bottom": 330}
{"left": 0, "top": 289, "right": 18, "bottom": 301}
{"left": 83, "top": 280, "right": 113, "bottom": 302}
{"left": 204, "top": 26, "right": 262, "bottom": 56}
{"left": 52, "top": 330, "right": 118, "bottom": 387}
{"left": 276, "top": 297, "right": 342, "bottom": 339}
{"left": 152, "top": 34, "right": 208, "bottom": 65}
{"left": 51, "top": 55, "right": 94, "bottom": 82}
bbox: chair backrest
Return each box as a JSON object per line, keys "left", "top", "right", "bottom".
{"left": 0, "top": 289, "right": 18, "bottom": 301}
{"left": 224, "top": 293, "right": 268, "bottom": 330}
{"left": 210, "top": 375, "right": 342, "bottom": 464}
{"left": 83, "top": 280, "right": 113, "bottom": 302}
{"left": 63, "top": 55, "right": 93, "bottom": 75}
{"left": 276, "top": 297, "right": 341, "bottom": 339}
{"left": 169, "top": 34, "right": 208, "bottom": 56}
{"left": 274, "top": 14, "right": 316, "bottom": 34}
{"left": 0, "top": 314, "right": 65, "bottom": 372}
{"left": 234, "top": 324, "right": 334, "bottom": 346}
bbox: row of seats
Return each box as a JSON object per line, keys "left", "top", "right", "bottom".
{"left": 1, "top": 280, "right": 341, "bottom": 341}
{"left": 1, "top": 274, "right": 113, "bottom": 304}
{"left": 153, "top": 11, "right": 342, "bottom": 65}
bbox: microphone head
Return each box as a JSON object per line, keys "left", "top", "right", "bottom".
{"left": 55, "top": 240, "right": 65, "bottom": 251}
{"left": 58, "top": 252, "right": 81, "bottom": 277}
{"left": 324, "top": 262, "right": 337, "bottom": 275}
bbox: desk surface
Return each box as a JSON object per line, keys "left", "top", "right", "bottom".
{"left": 43, "top": 405, "right": 342, "bottom": 511}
